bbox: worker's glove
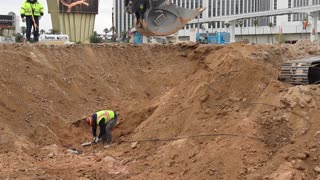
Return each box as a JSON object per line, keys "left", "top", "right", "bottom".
{"left": 22, "top": 18, "right": 26, "bottom": 22}
{"left": 93, "top": 137, "right": 99, "bottom": 144}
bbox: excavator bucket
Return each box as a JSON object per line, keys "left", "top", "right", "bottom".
{"left": 126, "top": 0, "right": 205, "bottom": 36}
{"left": 278, "top": 57, "right": 320, "bottom": 85}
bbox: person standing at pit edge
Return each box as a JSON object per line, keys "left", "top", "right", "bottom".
{"left": 20, "top": 0, "right": 44, "bottom": 42}
{"left": 84, "top": 110, "right": 118, "bottom": 148}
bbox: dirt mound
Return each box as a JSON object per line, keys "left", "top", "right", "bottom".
{"left": 0, "top": 43, "right": 320, "bottom": 179}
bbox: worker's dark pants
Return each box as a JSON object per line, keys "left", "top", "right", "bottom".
{"left": 103, "top": 114, "right": 118, "bottom": 144}
{"left": 26, "top": 16, "right": 39, "bottom": 41}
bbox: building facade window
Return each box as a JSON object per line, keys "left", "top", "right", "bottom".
{"left": 200, "top": 0, "right": 203, "bottom": 18}
{"left": 213, "top": 0, "right": 217, "bottom": 16}
{"left": 217, "top": 0, "right": 221, "bottom": 16}
{"left": 236, "top": 0, "right": 239, "bottom": 14}
{"left": 231, "top": 0, "right": 234, "bottom": 15}
{"left": 222, "top": 0, "right": 225, "bottom": 15}
{"left": 226, "top": 0, "right": 230, "bottom": 15}
{"left": 240, "top": 0, "right": 243, "bottom": 14}
{"left": 209, "top": 0, "right": 212, "bottom": 16}
{"left": 288, "top": 0, "right": 292, "bottom": 22}
{"left": 244, "top": 0, "right": 247, "bottom": 13}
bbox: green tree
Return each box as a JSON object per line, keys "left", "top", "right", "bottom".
{"left": 90, "top": 31, "right": 103, "bottom": 43}
{"left": 253, "top": 18, "right": 258, "bottom": 44}
{"left": 109, "top": 26, "right": 117, "bottom": 42}
{"left": 238, "top": 21, "right": 243, "bottom": 40}
{"left": 268, "top": 22, "right": 273, "bottom": 44}
{"left": 15, "top": 33, "right": 23, "bottom": 42}
{"left": 277, "top": 33, "right": 286, "bottom": 44}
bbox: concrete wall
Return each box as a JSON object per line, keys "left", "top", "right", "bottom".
{"left": 236, "top": 33, "right": 312, "bottom": 44}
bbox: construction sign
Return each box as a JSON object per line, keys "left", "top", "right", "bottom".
{"left": 59, "top": 0, "right": 99, "bottom": 14}
{"left": 0, "top": 15, "right": 13, "bottom": 28}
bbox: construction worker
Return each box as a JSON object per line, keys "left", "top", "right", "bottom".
{"left": 20, "top": 0, "right": 44, "bottom": 42}
{"left": 84, "top": 110, "right": 118, "bottom": 147}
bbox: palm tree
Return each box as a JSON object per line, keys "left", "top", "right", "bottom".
{"left": 110, "top": 26, "right": 116, "bottom": 33}
{"left": 268, "top": 22, "right": 273, "bottom": 44}
{"left": 104, "top": 28, "right": 109, "bottom": 34}
{"left": 253, "top": 18, "right": 258, "bottom": 44}
{"left": 40, "top": 29, "right": 46, "bottom": 35}
{"left": 103, "top": 28, "right": 109, "bottom": 41}
{"left": 238, "top": 21, "right": 243, "bottom": 40}
{"left": 109, "top": 26, "right": 117, "bottom": 42}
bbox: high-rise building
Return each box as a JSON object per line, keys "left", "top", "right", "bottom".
{"left": 113, "top": 0, "right": 320, "bottom": 43}
{"left": 176, "top": 0, "right": 274, "bottom": 28}
{"left": 113, "top": 0, "right": 134, "bottom": 38}
{"left": 289, "top": 0, "right": 320, "bottom": 21}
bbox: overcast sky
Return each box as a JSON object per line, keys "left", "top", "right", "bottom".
{"left": 0, "top": 0, "right": 112, "bottom": 34}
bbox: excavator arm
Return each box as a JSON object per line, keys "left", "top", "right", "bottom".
{"left": 125, "top": 0, "right": 205, "bottom": 36}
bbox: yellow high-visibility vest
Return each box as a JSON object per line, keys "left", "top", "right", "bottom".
{"left": 20, "top": 1, "right": 44, "bottom": 17}
{"left": 96, "top": 110, "right": 115, "bottom": 125}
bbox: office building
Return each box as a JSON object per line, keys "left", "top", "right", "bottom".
{"left": 113, "top": 0, "right": 134, "bottom": 38}
{"left": 114, "top": 0, "right": 320, "bottom": 43}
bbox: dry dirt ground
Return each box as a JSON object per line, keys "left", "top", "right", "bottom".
{"left": 0, "top": 41, "right": 320, "bottom": 180}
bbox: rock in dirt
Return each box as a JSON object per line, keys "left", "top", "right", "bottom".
{"left": 282, "top": 153, "right": 290, "bottom": 160}
{"left": 208, "top": 169, "right": 216, "bottom": 176}
{"left": 79, "top": 177, "right": 90, "bottom": 180}
{"left": 67, "top": 149, "right": 79, "bottom": 154}
{"left": 47, "top": 153, "right": 54, "bottom": 158}
{"left": 104, "top": 145, "right": 111, "bottom": 149}
{"left": 314, "top": 166, "right": 320, "bottom": 174}
{"left": 131, "top": 142, "right": 138, "bottom": 149}
{"left": 295, "top": 153, "right": 308, "bottom": 160}
{"left": 102, "top": 156, "right": 117, "bottom": 169}
{"left": 103, "top": 156, "right": 116, "bottom": 163}
{"left": 314, "top": 131, "right": 320, "bottom": 137}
